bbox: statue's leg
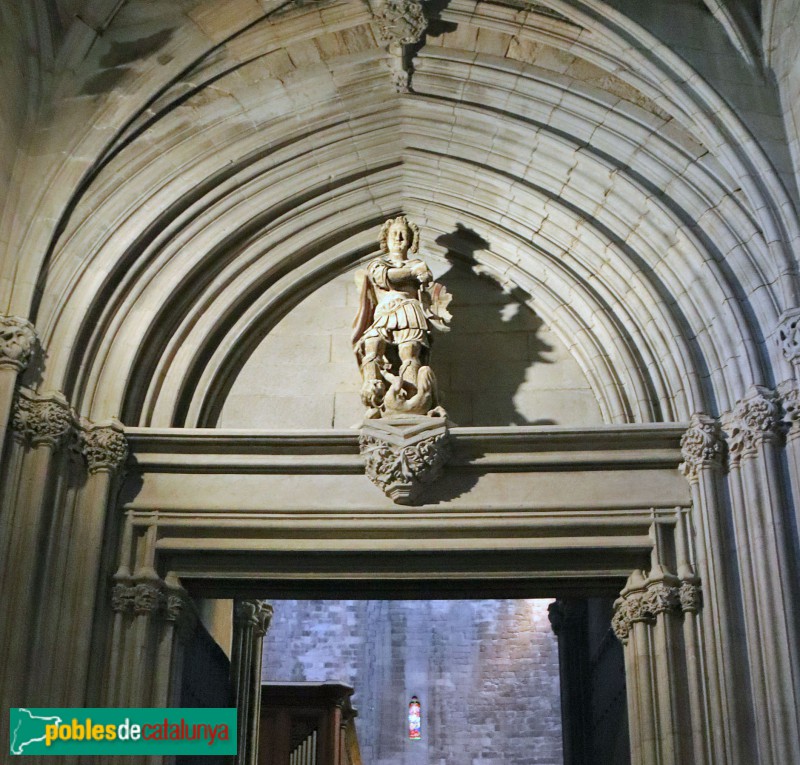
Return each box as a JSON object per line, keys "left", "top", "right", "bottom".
{"left": 361, "top": 337, "right": 385, "bottom": 380}
{"left": 398, "top": 342, "right": 421, "bottom": 388}
{"left": 360, "top": 337, "right": 387, "bottom": 416}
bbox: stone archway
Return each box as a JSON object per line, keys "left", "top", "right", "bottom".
{"left": 2, "top": 2, "right": 800, "bottom": 764}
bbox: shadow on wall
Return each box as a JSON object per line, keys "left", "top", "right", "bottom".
{"left": 433, "top": 224, "right": 556, "bottom": 426}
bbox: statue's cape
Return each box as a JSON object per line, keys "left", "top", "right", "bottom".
{"left": 351, "top": 269, "right": 376, "bottom": 353}
{"left": 423, "top": 282, "right": 453, "bottom": 332}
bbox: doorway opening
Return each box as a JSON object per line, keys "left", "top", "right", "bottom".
{"left": 184, "top": 595, "right": 629, "bottom": 765}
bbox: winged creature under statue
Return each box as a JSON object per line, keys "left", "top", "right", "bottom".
{"left": 352, "top": 216, "right": 452, "bottom": 419}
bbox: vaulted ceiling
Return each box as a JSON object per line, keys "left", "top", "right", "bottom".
{"left": 1, "top": 0, "right": 798, "bottom": 425}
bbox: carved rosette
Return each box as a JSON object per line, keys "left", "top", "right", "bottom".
{"left": 359, "top": 417, "right": 450, "bottom": 504}
{"left": 0, "top": 315, "right": 37, "bottom": 372}
{"left": 82, "top": 420, "right": 128, "bottom": 474}
{"left": 373, "top": 0, "right": 427, "bottom": 46}
{"left": 235, "top": 600, "right": 274, "bottom": 637}
{"left": 12, "top": 389, "right": 74, "bottom": 448}
{"left": 679, "top": 413, "right": 724, "bottom": 482}
{"left": 612, "top": 570, "right": 700, "bottom": 644}
{"left": 725, "top": 387, "right": 783, "bottom": 464}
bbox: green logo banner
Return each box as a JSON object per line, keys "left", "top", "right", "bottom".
{"left": 9, "top": 708, "right": 237, "bottom": 756}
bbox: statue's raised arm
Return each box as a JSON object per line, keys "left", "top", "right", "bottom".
{"left": 352, "top": 216, "right": 452, "bottom": 419}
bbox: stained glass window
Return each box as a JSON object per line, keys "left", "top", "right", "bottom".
{"left": 408, "top": 696, "right": 421, "bottom": 740}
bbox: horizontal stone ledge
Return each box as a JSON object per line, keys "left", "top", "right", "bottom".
{"left": 131, "top": 507, "right": 670, "bottom": 526}
{"left": 125, "top": 422, "right": 686, "bottom": 470}
{"left": 154, "top": 535, "right": 654, "bottom": 552}
{"left": 166, "top": 552, "right": 644, "bottom": 599}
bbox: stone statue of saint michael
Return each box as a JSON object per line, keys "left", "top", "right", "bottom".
{"left": 352, "top": 216, "right": 452, "bottom": 419}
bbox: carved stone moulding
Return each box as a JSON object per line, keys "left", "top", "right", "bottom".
{"left": 359, "top": 415, "right": 450, "bottom": 505}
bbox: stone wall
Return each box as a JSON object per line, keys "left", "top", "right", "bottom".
{"left": 262, "top": 599, "right": 562, "bottom": 765}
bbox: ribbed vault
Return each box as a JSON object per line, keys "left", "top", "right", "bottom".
{"left": 5, "top": 0, "right": 799, "bottom": 425}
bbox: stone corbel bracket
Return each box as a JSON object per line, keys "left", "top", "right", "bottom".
{"left": 359, "top": 415, "right": 450, "bottom": 504}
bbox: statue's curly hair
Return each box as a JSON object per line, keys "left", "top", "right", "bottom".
{"left": 379, "top": 215, "right": 420, "bottom": 254}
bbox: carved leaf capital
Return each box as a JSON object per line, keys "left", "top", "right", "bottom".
{"left": 82, "top": 420, "right": 128, "bottom": 474}
{"left": 133, "top": 582, "right": 163, "bottom": 615}
{"left": 235, "top": 600, "right": 274, "bottom": 637}
{"left": 111, "top": 577, "right": 196, "bottom": 633}
{"left": 0, "top": 315, "right": 37, "bottom": 371}
{"left": 12, "top": 389, "right": 74, "bottom": 448}
{"left": 679, "top": 413, "right": 724, "bottom": 481}
{"left": 726, "top": 387, "right": 783, "bottom": 463}
{"left": 612, "top": 573, "right": 700, "bottom": 643}
{"left": 679, "top": 581, "right": 702, "bottom": 613}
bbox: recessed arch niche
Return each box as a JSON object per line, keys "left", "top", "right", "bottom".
{"left": 217, "top": 259, "right": 603, "bottom": 429}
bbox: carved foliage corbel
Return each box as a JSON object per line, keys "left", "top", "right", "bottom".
{"left": 359, "top": 417, "right": 450, "bottom": 504}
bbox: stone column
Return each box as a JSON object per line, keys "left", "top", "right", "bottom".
{"left": 232, "top": 599, "right": 273, "bottom": 765}
{"left": 612, "top": 560, "right": 701, "bottom": 765}
{"left": 105, "top": 573, "right": 197, "bottom": 707}
{"left": 679, "top": 414, "right": 744, "bottom": 764}
{"left": 548, "top": 598, "right": 589, "bottom": 765}
{"left": 724, "top": 387, "right": 800, "bottom": 764}
{"left": 63, "top": 420, "right": 128, "bottom": 704}
{"left": 0, "top": 389, "right": 72, "bottom": 716}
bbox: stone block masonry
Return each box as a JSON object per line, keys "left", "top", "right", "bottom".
{"left": 262, "top": 599, "right": 562, "bottom": 765}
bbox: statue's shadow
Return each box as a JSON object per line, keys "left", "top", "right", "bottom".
{"left": 432, "top": 224, "right": 556, "bottom": 427}
{"left": 404, "top": 224, "right": 556, "bottom": 506}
